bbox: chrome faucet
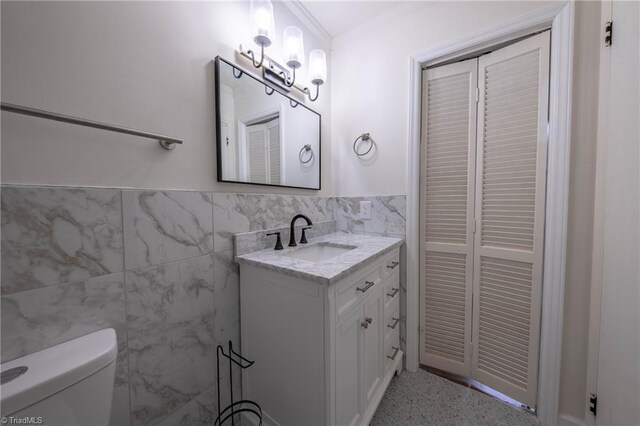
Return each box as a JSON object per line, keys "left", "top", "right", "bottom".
{"left": 288, "top": 214, "right": 313, "bottom": 247}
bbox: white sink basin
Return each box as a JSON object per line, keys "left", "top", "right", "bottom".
{"left": 281, "top": 242, "right": 357, "bottom": 263}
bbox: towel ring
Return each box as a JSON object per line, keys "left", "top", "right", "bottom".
{"left": 299, "top": 144, "right": 313, "bottom": 164}
{"left": 353, "top": 133, "right": 373, "bottom": 156}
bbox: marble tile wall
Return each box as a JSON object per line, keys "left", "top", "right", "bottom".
{"left": 0, "top": 186, "right": 336, "bottom": 426}
{"left": 335, "top": 195, "right": 407, "bottom": 238}
{"left": 1, "top": 186, "right": 123, "bottom": 294}
{"left": 122, "top": 190, "right": 214, "bottom": 270}
{"left": 0, "top": 188, "right": 407, "bottom": 424}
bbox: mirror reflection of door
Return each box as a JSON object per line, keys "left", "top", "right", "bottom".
{"left": 219, "top": 84, "right": 238, "bottom": 180}
{"left": 244, "top": 114, "right": 281, "bottom": 185}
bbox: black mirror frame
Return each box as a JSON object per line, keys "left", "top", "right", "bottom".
{"left": 214, "top": 56, "right": 322, "bottom": 190}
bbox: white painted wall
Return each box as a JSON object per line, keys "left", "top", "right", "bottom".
{"left": 330, "top": 1, "right": 561, "bottom": 196}
{"left": 331, "top": 1, "right": 600, "bottom": 421}
{"left": 0, "top": 1, "right": 331, "bottom": 194}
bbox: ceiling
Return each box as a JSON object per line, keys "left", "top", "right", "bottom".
{"left": 298, "top": 1, "right": 417, "bottom": 39}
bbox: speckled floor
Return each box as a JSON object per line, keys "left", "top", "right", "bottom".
{"left": 370, "top": 370, "right": 539, "bottom": 426}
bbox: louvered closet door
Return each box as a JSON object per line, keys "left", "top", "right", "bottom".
{"left": 248, "top": 124, "right": 267, "bottom": 184}
{"left": 267, "top": 120, "right": 281, "bottom": 185}
{"left": 419, "top": 58, "right": 477, "bottom": 376}
{"left": 471, "top": 30, "right": 550, "bottom": 406}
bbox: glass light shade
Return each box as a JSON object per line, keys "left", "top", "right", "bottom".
{"left": 250, "top": 0, "right": 274, "bottom": 47}
{"left": 308, "top": 49, "right": 327, "bottom": 86}
{"left": 283, "top": 26, "right": 304, "bottom": 69}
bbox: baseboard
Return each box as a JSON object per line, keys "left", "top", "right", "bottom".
{"left": 558, "top": 413, "right": 585, "bottom": 426}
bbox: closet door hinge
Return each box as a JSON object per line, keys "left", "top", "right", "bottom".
{"left": 605, "top": 21, "right": 613, "bottom": 47}
{"left": 589, "top": 393, "right": 597, "bottom": 416}
{"left": 475, "top": 87, "right": 480, "bottom": 103}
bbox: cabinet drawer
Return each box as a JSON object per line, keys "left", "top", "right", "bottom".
{"left": 336, "top": 268, "right": 381, "bottom": 320}
{"left": 382, "top": 250, "right": 400, "bottom": 279}
{"left": 384, "top": 326, "right": 401, "bottom": 373}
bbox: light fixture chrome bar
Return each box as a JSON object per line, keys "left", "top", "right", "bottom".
{"left": 238, "top": 44, "right": 308, "bottom": 97}
{"left": 0, "top": 102, "right": 183, "bottom": 150}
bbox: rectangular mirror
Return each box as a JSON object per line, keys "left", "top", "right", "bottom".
{"left": 215, "top": 56, "right": 321, "bottom": 190}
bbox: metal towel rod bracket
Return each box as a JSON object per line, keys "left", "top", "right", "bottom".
{"left": 0, "top": 102, "right": 183, "bottom": 150}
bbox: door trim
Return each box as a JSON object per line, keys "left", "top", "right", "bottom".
{"left": 405, "top": 3, "right": 574, "bottom": 425}
{"left": 584, "top": 2, "right": 612, "bottom": 425}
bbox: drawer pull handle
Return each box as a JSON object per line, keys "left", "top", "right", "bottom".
{"left": 387, "top": 317, "right": 400, "bottom": 329}
{"left": 357, "top": 281, "right": 375, "bottom": 293}
{"left": 387, "top": 288, "right": 399, "bottom": 297}
{"left": 387, "top": 346, "right": 400, "bottom": 360}
{"left": 387, "top": 261, "right": 400, "bottom": 269}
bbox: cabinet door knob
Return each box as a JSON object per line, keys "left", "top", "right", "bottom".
{"left": 361, "top": 321, "right": 369, "bottom": 329}
{"left": 365, "top": 317, "right": 372, "bottom": 324}
{"left": 356, "top": 281, "right": 375, "bottom": 293}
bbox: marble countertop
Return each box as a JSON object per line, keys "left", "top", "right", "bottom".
{"left": 235, "top": 232, "right": 403, "bottom": 285}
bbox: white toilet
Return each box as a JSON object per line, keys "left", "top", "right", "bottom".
{"left": 1, "top": 329, "right": 117, "bottom": 426}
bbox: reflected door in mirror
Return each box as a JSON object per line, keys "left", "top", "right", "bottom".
{"left": 245, "top": 114, "right": 281, "bottom": 185}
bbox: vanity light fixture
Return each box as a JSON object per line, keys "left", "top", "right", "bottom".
{"left": 305, "top": 49, "right": 326, "bottom": 101}
{"left": 282, "top": 26, "right": 304, "bottom": 87}
{"left": 242, "top": 1, "right": 327, "bottom": 102}
{"left": 248, "top": 0, "right": 275, "bottom": 68}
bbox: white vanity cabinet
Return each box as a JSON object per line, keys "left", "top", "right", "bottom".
{"left": 239, "top": 246, "right": 402, "bottom": 426}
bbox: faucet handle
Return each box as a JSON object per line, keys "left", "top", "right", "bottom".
{"left": 300, "top": 226, "right": 312, "bottom": 244}
{"left": 266, "top": 232, "right": 284, "bottom": 250}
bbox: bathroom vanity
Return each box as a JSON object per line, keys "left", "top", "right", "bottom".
{"left": 236, "top": 233, "right": 403, "bottom": 426}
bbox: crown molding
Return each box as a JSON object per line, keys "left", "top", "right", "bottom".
{"left": 280, "top": 0, "right": 333, "bottom": 48}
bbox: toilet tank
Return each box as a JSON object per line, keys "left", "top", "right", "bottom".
{"left": 1, "top": 329, "right": 117, "bottom": 426}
